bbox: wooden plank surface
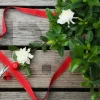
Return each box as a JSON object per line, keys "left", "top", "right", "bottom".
{"left": 0, "top": 92, "right": 93, "bottom": 100}
{"left": 0, "top": 50, "right": 84, "bottom": 88}
{"left": 0, "top": 9, "right": 50, "bottom": 46}
{"left": 0, "top": 0, "right": 56, "bottom": 6}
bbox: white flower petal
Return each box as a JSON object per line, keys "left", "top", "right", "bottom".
{"left": 57, "top": 19, "right": 66, "bottom": 24}
{"left": 14, "top": 47, "right": 34, "bottom": 64}
{"left": 26, "top": 58, "right": 30, "bottom": 64}
{"left": 57, "top": 9, "right": 77, "bottom": 27}
{"left": 28, "top": 48, "right": 31, "bottom": 52}
{"left": 73, "top": 17, "right": 78, "bottom": 19}
{"left": 23, "top": 47, "right": 26, "bottom": 51}
{"left": 70, "top": 20, "right": 75, "bottom": 24}
{"left": 20, "top": 48, "right": 23, "bottom": 51}
{"left": 28, "top": 53, "right": 34, "bottom": 59}
{"left": 68, "top": 25, "right": 70, "bottom": 28}
{"left": 17, "top": 57, "right": 25, "bottom": 64}
{"left": 15, "top": 51, "right": 18, "bottom": 55}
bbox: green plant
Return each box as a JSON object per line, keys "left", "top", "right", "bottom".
{"left": 43, "top": 0, "right": 100, "bottom": 99}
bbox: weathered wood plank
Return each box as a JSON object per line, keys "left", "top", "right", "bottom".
{"left": 0, "top": 50, "right": 84, "bottom": 88}
{"left": 0, "top": 0, "right": 56, "bottom": 6}
{"left": 0, "top": 92, "right": 93, "bottom": 100}
{"left": 0, "top": 9, "right": 50, "bottom": 45}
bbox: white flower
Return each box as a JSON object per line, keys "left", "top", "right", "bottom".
{"left": 15, "top": 47, "right": 34, "bottom": 64}
{"left": 57, "top": 9, "right": 77, "bottom": 27}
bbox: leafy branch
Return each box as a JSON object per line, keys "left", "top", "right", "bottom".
{"left": 42, "top": 0, "right": 100, "bottom": 99}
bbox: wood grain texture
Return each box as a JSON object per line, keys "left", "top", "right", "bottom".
{"left": 0, "top": 9, "right": 50, "bottom": 46}
{"left": 0, "top": 92, "right": 93, "bottom": 100}
{"left": 0, "top": 50, "right": 84, "bottom": 88}
{"left": 0, "top": 0, "right": 56, "bottom": 6}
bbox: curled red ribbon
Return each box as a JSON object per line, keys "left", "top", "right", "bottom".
{"left": 0, "top": 7, "right": 72, "bottom": 100}
{"left": 1, "top": 7, "right": 56, "bottom": 38}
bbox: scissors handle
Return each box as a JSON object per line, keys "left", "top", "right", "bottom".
{"left": 0, "top": 51, "right": 16, "bottom": 77}
{"left": 0, "top": 67, "right": 9, "bottom": 77}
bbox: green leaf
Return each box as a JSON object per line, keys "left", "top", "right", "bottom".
{"left": 63, "top": 1, "right": 84, "bottom": 10}
{"left": 75, "top": 36, "right": 85, "bottom": 45}
{"left": 89, "top": 65, "right": 100, "bottom": 80}
{"left": 87, "top": 0, "right": 100, "bottom": 6}
{"left": 85, "top": 7, "right": 92, "bottom": 18}
{"left": 46, "top": 29, "right": 59, "bottom": 38}
{"left": 74, "top": 44, "right": 84, "bottom": 58}
{"left": 40, "top": 36, "right": 48, "bottom": 42}
{"left": 61, "top": 40, "right": 69, "bottom": 46}
{"left": 76, "top": 9, "right": 85, "bottom": 16}
{"left": 78, "top": 63, "right": 89, "bottom": 74}
{"left": 53, "top": 25, "right": 62, "bottom": 34}
{"left": 71, "top": 0, "right": 78, "bottom": 3}
{"left": 69, "top": 39, "right": 75, "bottom": 51}
{"left": 78, "top": 22, "right": 84, "bottom": 25}
{"left": 78, "top": 18, "right": 84, "bottom": 21}
{"left": 76, "top": 25, "right": 85, "bottom": 35}
{"left": 87, "top": 46, "right": 99, "bottom": 61}
{"left": 42, "top": 44, "right": 47, "bottom": 52}
{"left": 95, "top": 29, "right": 100, "bottom": 45}
{"left": 56, "top": 0, "right": 63, "bottom": 7}
{"left": 85, "top": 31, "right": 93, "bottom": 43}
{"left": 88, "top": 56, "right": 100, "bottom": 63}
{"left": 83, "top": 0, "right": 87, "bottom": 2}
{"left": 13, "top": 53, "right": 17, "bottom": 61}
{"left": 81, "top": 80, "right": 90, "bottom": 87}
{"left": 47, "top": 40, "right": 55, "bottom": 45}
{"left": 58, "top": 34, "right": 67, "bottom": 41}
{"left": 69, "top": 39, "right": 84, "bottom": 58}
{"left": 55, "top": 0, "right": 63, "bottom": 15}
{"left": 91, "top": 46, "right": 98, "bottom": 56}
{"left": 92, "top": 79, "right": 100, "bottom": 85}
{"left": 8, "top": 46, "right": 19, "bottom": 51}
{"left": 93, "top": 23, "right": 99, "bottom": 29}
{"left": 87, "top": 17, "right": 96, "bottom": 24}
{"left": 58, "top": 47, "right": 64, "bottom": 57}
{"left": 46, "top": 8, "right": 56, "bottom": 22}
{"left": 29, "top": 42, "right": 42, "bottom": 49}
{"left": 98, "top": 46, "right": 100, "bottom": 54}
{"left": 18, "top": 64, "right": 25, "bottom": 71}
{"left": 25, "top": 64, "right": 31, "bottom": 76}
{"left": 91, "top": 92, "right": 99, "bottom": 100}
{"left": 50, "top": 43, "right": 58, "bottom": 50}
{"left": 69, "top": 58, "right": 82, "bottom": 72}
{"left": 96, "top": 28, "right": 100, "bottom": 37}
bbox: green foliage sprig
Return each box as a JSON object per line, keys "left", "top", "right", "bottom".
{"left": 43, "top": 0, "right": 100, "bottom": 99}
{"left": 8, "top": 42, "right": 43, "bottom": 77}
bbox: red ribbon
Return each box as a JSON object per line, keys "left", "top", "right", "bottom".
{"left": 0, "top": 7, "right": 72, "bottom": 100}
{"left": 1, "top": 7, "right": 56, "bottom": 38}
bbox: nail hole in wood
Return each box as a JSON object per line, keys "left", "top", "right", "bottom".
{"left": 42, "top": 64, "right": 51, "bottom": 74}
